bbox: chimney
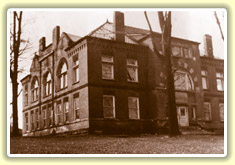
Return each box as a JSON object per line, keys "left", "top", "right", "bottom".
{"left": 113, "top": 11, "right": 125, "bottom": 42}
{"left": 39, "top": 37, "right": 46, "bottom": 52}
{"left": 204, "top": 34, "right": 214, "bottom": 58}
{"left": 52, "top": 26, "right": 60, "bottom": 50}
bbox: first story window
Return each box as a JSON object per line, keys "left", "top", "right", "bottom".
{"left": 203, "top": 102, "right": 211, "bottom": 121}
{"left": 25, "top": 113, "right": 29, "bottom": 132}
{"left": 64, "top": 99, "right": 69, "bottom": 122}
{"left": 24, "top": 84, "right": 28, "bottom": 106}
{"left": 48, "top": 104, "right": 53, "bottom": 126}
{"left": 57, "top": 102, "right": 62, "bottom": 124}
{"left": 74, "top": 94, "right": 80, "bottom": 120}
{"left": 30, "top": 111, "right": 34, "bottom": 131}
{"left": 191, "top": 106, "right": 196, "bottom": 120}
{"left": 102, "top": 55, "right": 114, "bottom": 80}
{"left": 219, "top": 103, "right": 224, "bottom": 121}
{"left": 128, "top": 97, "right": 140, "bottom": 119}
{"left": 35, "top": 109, "right": 39, "bottom": 129}
{"left": 42, "top": 106, "right": 47, "bottom": 128}
{"left": 103, "top": 95, "right": 115, "bottom": 118}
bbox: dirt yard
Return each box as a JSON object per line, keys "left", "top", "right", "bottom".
{"left": 10, "top": 134, "right": 224, "bottom": 154}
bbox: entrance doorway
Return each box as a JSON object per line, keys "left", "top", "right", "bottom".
{"left": 177, "top": 106, "right": 189, "bottom": 127}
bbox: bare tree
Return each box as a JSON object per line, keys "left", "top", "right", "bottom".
{"left": 214, "top": 11, "right": 224, "bottom": 41}
{"left": 10, "top": 11, "right": 31, "bottom": 136}
{"left": 144, "top": 11, "right": 180, "bottom": 137}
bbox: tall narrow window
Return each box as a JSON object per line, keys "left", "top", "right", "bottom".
{"left": 219, "top": 103, "right": 224, "bottom": 121}
{"left": 48, "top": 104, "right": 53, "bottom": 126}
{"left": 57, "top": 102, "right": 62, "bottom": 124}
{"left": 203, "top": 102, "right": 211, "bottom": 121}
{"left": 42, "top": 106, "right": 47, "bottom": 128}
{"left": 192, "top": 106, "right": 196, "bottom": 120}
{"left": 35, "top": 109, "right": 39, "bottom": 129}
{"left": 73, "top": 55, "right": 79, "bottom": 83}
{"left": 128, "top": 97, "right": 140, "bottom": 119}
{"left": 74, "top": 94, "right": 80, "bottom": 120}
{"left": 127, "top": 59, "right": 138, "bottom": 82}
{"left": 24, "top": 85, "right": 28, "bottom": 106}
{"left": 45, "top": 72, "right": 52, "bottom": 96}
{"left": 102, "top": 55, "right": 114, "bottom": 80}
{"left": 216, "top": 72, "right": 224, "bottom": 91}
{"left": 103, "top": 95, "right": 115, "bottom": 118}
{"left": 32, "top": 79, "right": 39, "bottom": 102}
{"left": 58, "top": 62, "right": 68, "bottom": 89}
{"left": 64, "top": 98, "right": 69, "bottom": 122}
{"left": 201, "top": 70, "right": 208, "bottom": 89}
{"left": 30, "top": 111, "right": 34, "bottom": 131}
{"left": 25, "top": 112, "right": 29, "bottom": 132}
{"left": 174, "top": 71, "right": 194, "bottom": 91}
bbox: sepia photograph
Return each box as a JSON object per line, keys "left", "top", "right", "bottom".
{"left": 7, "top": 8, "right": 226, "bottom": 157}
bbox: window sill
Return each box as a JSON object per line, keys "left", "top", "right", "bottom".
{"left": 57, "top": 86, "right": 68, "bottom": 92}
{"left": 102, "top": 78, "right": 115, "bottom": 81}
{"left": 43, "top": 94, "right": 52, "bottom": 98}
{"left": 127, "top": 81, "right": 139, "bottom": 83}
{"left": 72, "top": 81, "right": 80, "bottom": 85}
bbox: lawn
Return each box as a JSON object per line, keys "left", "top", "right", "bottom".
{"left": 10, "top": 134, "right": 224, "bottom": 154}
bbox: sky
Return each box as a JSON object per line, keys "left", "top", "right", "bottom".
{"left": 8, "top": 9, "right": 225, "bottom": 128}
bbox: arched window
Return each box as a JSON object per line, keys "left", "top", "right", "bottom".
{"left": 32, "top": 78, "right": 39, "bottom": 102}
{"left": 44, "top": 72, "right": 52, "bottom": 96}
{"left": 174, "top": 71, "right": 194, "bottom": 91}
{"left": 58, "top": 62, "right": 68, "bottom": 89}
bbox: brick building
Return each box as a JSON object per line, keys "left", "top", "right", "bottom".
{"left": 21, "top": 12, "right": 224, "bottom": 136}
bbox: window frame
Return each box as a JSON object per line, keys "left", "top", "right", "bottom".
{"left": 219, "top": 103, "right": 224, "bottom": 122}
{"left": 25, "top": 112, "right": 29, "bottom": 132}
{"left": 56, "top": 102, "right": 62, "bottom": 125}
{"left": 216, "top": 72, "right": 224, "bottom": 91}
{"left": 203, "top": 102, "right": 211, "bottom": 121}
{"left": 44, "top": 72, "right": 52, "bottom": 96}
{"left": 42, "top": 106, "right": 47, "bottom": 128}
{"left": 103, "top": 95, "right": 115, "bottom": 119}
{"left": 174, "top": 71, "right": 194, "bottom": 91}
{"left": 30, "top": 111, "right": 34, "bottom": 131}
{"left": 201, "top": 70, "right": 209, "bottom": 90}
{"left": 24, "top": 85, "right": 28, "bottom": 106}
{"left": 32, "top": 79, "right": 39, "bottom": 102}
{"left": 58, "top": 62, "right": 68, "bottom": 90}
{"left": 64, "top": 99, "right": 69, "bottom": 123}
{"left": 73, "top": 54, "right": 80, "bottom": 83}
{"left": 73, "top": 94, "right": 80, "bottom": 120}
{"left": 101, "top": 55, "right": 114, "bottom": 80}
{"left": 128, "top": 97, "right": 140, "bottom": 119}
{"left": 127, "top": 58, "right": 138, "bottom": 83}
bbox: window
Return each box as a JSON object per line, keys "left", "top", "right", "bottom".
{"left": 44, "top": 72, "right": 52, "bottom": 96}
{"left": 216, "top": 72, "right": 224, "bottom": 91}
{"left": 203, "top": 102, "right": 211, "bottom": 121}
{"left": 25, "top": 113, "right": 29, "bottom": 132}
{"left": 127, "top": 59, "right": 138, "bottom": 82}
{"left": 103, "top": 95, "right": 115, "bottom": 118}
{"left": 35, "top": 109, "right": 39, "bottom": 129}
{"left": 56, "top": 102, "right": 62, "bottom": 124}
{"left": 172, "top": 46, "right": 181, "bottom": 57}
{"left": 58, "top": 62, "right": 68, "bottom": 89}
{"left": 73, "top": 55, "right": 79, "bottom": 83}
{"left": 42, "top": 106, "right": 47, "bottom": 128}
{"left": 32, "top": 79, "right": 39, "bottom": 102}
{"left": 192, "top": 106, "right": 196, "bottom": 120}
{"left": 74, "top": 94, "right": 80, "bottom": 120}
{"left": 64, "top": 99, "right": 69, "bottom": 122}
{"left": 219, "top": 103, "right": 224, "bottom": 121}
{"left": 24, "top": 85, "right": 28, "bottom": 106}
{"left": 172, "top": 46, "right": 192, "bottom": 58}
{"left": 48, "top": 104, "right": 53, "bottom": 126}
{"left": 128, "top": 97, "right": 140, "bottom": 119}
{"left": 174, "top": 71, "right": 194, "bottom": 91}
{"left": 102, "top": 55, "right": 114, "bottom": 80}
{"left": 30, "top": 111, "right": 34, "bottom": 131}
{"left": 201, "top": 70, "right": 208, "bottom": 89}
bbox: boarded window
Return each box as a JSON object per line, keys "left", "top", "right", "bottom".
{"left": 103, "top": 95, "right": 115, "bottom": 118}
{"left": 128, "top": 97, "right": 140, "bottom": 119}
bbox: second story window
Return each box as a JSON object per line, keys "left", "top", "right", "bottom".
{"left": 102, "top": 55, "right": 114, "bottom": 80}
{"left": 58, "top": 63, "right": 68, "bottom": 89}
{"left": 201, "top": 70, "right": 208, "bottom": 90}
{"left": 216, "top": 72, "right": 224, "bottom": 91}
{"left": 73, "top": 55, "right": 80, "bottom": 83}
{"left": 44, "top": 72, "right": 52, "bottom": 96}
{"left": 127, "top": 59, "right": 138, "bottom": 82}
{"left": 32, "top": 79, "right": 39, "bottom": 102}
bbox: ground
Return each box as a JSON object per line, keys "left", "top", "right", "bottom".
{"left": 10, "top": 134, "right": 224, "bottom": 154}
